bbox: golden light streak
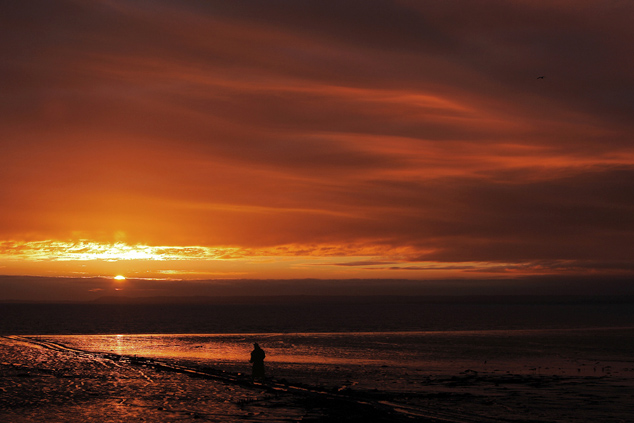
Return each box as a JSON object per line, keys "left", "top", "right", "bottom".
{"left": 0, "top": 241, "right": 239, "bottom": 262}
{"left": 0, "top": 240, "right": 430, "bottom": 262}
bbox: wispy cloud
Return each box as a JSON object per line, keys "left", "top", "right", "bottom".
{"left": 1, "top": 0, "right": 633, "bottom": 282}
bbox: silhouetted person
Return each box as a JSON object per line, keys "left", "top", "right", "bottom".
{"left": 250, "top": 343, "right": 265, "bottom": 381}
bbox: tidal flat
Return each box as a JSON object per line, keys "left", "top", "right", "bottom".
{"left": 2, "top": 329, "right": 633, "bottom": 422}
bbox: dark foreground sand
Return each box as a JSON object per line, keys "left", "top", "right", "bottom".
{"left": 1, "top": 336, "right": 633, "bottom": 422}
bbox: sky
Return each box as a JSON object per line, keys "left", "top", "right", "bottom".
{"left": 1, "top": 0, "right": 633, "bottom": 299}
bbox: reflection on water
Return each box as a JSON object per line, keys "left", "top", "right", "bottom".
{"left": 42, "top": 327, "right": 634, "bottom": 377}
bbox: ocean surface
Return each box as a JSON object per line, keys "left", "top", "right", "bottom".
{"left": 2, "top": 301, "right": 633, "bottom": 379}
{"left": 2, "top": 300, "right": 634, "bottom": 335}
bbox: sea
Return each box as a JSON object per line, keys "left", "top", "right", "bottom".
{"left": 2, "top": 299, "right": 633, "bottom": 380}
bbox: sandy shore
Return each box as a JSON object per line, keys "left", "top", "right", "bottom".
{"left": 2, "top": 335, "right": 633, "bottom": 422}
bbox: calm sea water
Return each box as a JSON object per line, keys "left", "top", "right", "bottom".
{"left": 2, "top": 301, "right": 633, "bottom": 335}
{"left": 3, "top": 301, "right": 633, "bottom": 396}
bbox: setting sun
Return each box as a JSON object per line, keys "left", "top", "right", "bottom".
{"left": 114, "top": 275, "right": 126, "bottom": 281}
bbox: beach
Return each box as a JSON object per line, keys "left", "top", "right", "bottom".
{"left": 0, "top": 335, "right": 406, "bottom": 422}
{"left": 2, "top": 329, "right": 633, "bottom": 422}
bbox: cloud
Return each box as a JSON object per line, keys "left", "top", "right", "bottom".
{"left": 0, "top": 1, "right": 633, "bottom": 280}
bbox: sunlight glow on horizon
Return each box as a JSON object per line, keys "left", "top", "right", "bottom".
{"left": 0, "top": 240, "right": 238, "bottom": 262}
{"left": 0, "top": 239, "right": 603, "bottom": 281}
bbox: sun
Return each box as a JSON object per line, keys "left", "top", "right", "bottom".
{"left": 114, "top": 275, "right": 126, "bottom": 281}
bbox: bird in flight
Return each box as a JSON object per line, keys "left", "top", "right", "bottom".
{"left": 537, "top": 76, "right": 545, "bottom": 79}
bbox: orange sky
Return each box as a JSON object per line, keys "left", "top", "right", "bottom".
{"left": 1, "top": 1, "right": 633, "bottom": 295}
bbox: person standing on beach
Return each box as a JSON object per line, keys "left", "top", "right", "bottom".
{"left": 250, "top": 343, "right": 266, "bottom": 381}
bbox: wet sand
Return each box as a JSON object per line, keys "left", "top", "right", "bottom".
{"left": 0, "top": 336, "right": 411, "bottom": 422}
{"left": 2, "top": 335, "right": 633, "bottom": 422}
